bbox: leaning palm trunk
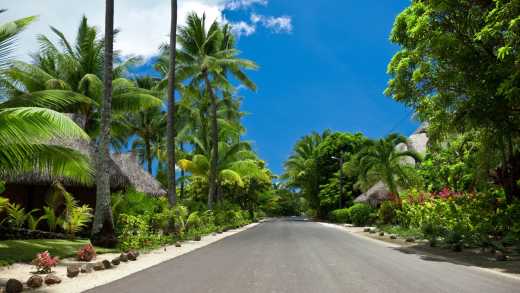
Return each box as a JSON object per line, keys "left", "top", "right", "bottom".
{"left": 166, "top": 0, "right": 178, "bottom": 206}
{"left": 92, "top": 0, "right": 117, "bottom": 248}
{"left": 205, "top": 72, "right": 218, "bottom": 210}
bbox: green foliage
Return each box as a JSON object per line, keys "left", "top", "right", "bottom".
{"left": 329, "top": 208, "right": 350, "bottom": 223}
{"left": 5, "top": 203, "right": 38, "bottom": 229}
{"left": 0, "top": 196, "right": 8, "bottom": 214}
{"left": 378, "top": 201, "right": 398, "bottom": 225}
{"left": 348, "top": 204, "right": 374, "bottom": 226}
{"left": 116, "top": 214, "right": 168, "bottom": 251}
{"left": 62, "top": 205, "right": 92, "bottom": 236}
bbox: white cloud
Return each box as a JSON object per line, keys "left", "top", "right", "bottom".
{"left": 225, "top": 0, "right": 268, "bottom": 10}
{"left": 2, "top": 0, "right": 289, "bottom": 60}
{"left": 250, "top": 13, "right": 293, "bottom": 34}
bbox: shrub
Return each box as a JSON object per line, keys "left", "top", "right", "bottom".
{"left": 378, "top": 201, "right": 398, "bottom": 224}
{"left": 329, "top": 208, "right": 350, "bottom": 223}
{"left": 77, "top": 244, "right": 96, "bottom": 262}
{"left": 117, "top": 214, "right": 152, "bottom": 251}
{"left": 32, "top": 251, "right": 59, "bottom": 273}
{"left": 186, "top": 212, "right": 202, "bottom": 230}
{"left": 348, "top": 204, "right": 373, "bottom": 226}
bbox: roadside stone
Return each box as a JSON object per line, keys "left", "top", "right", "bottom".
{"left": 369, "top": 229, "right": 376, "bottom": 234}
{"left": 44, "top": 274, "right": 62, "bottom": 285}
{"left": 495, "top": 251, "right": 508, "bottom": 261}
{"left": 102, "top": 259, "right": 112, "bottom": 269}
{"left": 452, "top": 243, "right": 463, "bottom": 252}
{"left": 379, "top": 232, "right": 385, "bottom": 236}
{"left": 119, "top": 253, "right": 129, "bottom": 262}
{"left": 81, "top": 264, "right": 93, "bottom": 273}
{"left": 194, "top": 235, "right": 202, "bottom": 241}
{"left": 175, "top": 242, "right": 182, "bottom": 247}
{"left": 212, "top": 232, "right": 217, "bottom": 236}
{"left": 127, "top": 251, "right": 138, "bottom": 261}
{"left": 363, "top": 228, "right": 371, "bottom": 232}
{"left": 5, "top": 279, "right": 23, "bottom": 293}
{"left": 406, "top": 237, "right": 415, "bottom": 243}
{"left": 111, "top": 258, "right": 120, "bottom": 266}
{"left": 390, "top": 235, "right": 397, "bottom": 239}
{"left": 67, "top": 264, "right": 80, "bottom": 278}
{"left": 27, "top": 275, "right": 43, "bottom": 289}
{"left": 93, "top": 262, "right": 105, "bottom": 271}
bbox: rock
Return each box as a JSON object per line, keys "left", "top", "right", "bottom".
{"left": 67, "top": 264, "right": 80, "bottom": 278}
{"left": 119, "top": 253, "right": 129, "bottom": 262}
{"left": 406, "top": 237, "right": 415, "bottom": 243}
{"left": 44, "top": 274, "right": 62, "bottom": 285}
{"left": 93, "top": 262, "right": 105, "bottom": 271}
{"left": 495, "top": 251, "right": 508, "bottom": 261}
{"left": 212, "top": 232, "right": 217, "bottom": 236}
{"left": 369, "top": 229, "right": 376, "bottom": 234}
{"left": 452, "top": 243, "right": 463, "bottom": 252}
{"left": 127, "top": 251, "right": 138, "bottom": 261}
{"left": 111, "top": 258, "right": 120, "bottom": 266}
{"left": 390, "top": 235, "right": 397, "bottom": 239}
{"left": 379, "top": 232, "right": 385, "bottom": 236}
{"left": 194, "top": 235, "right": 202, "bottom": 241}
{"left": 5, "top": 279, "right": 23, "bottom": 293}
{"left": 363, "top": 228, "right": 371, "bottom": 232}
{"left": 81, "top": 264, "right": 93, "bottom": 273}
{"left": 175, "top": 242, "right": 182, "bottom": 247}
{"left": 102, "top": 259, "right": 112, "bottom": 269}
{"left": 27, "top": 275, "right": 43, "bottom": 289}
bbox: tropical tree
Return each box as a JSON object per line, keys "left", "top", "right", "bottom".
{"left": 0, "top": 11, "right": 91, "bottom": 183}
{"left": 92, "top": 0, "right": 117, "bottom": 247}
{"left": 175, "top": 13, "right": 257, "bottom": 208}
{"left": 347, "top": 133, "right": 421, "bottom": 198}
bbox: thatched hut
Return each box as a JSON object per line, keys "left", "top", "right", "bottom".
{"left": 353, "top": 123, "right": 429, "bottom": 207}
{"left": 1, "top": 137, "right": 166, "bottom": 211}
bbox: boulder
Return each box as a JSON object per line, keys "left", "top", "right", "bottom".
{"left": 67, "top": 264, "right": 80, "bottom": 278}
{"left": 93, "top": 262, "right": 105, "bottom": 271}
{"left": 379, "top": 232, "right": 385, "bottom": 236}
{"left": 81, "top": 264, "right": 93, "bottom": 273}
{"left": 119, "top": 253, "right": 129, "bottom": 262}
{"left": 496, "top": 251, "right": 508, "bottom": 262}
{"left": 44, "top": 274, "right": 62, "bottom": 285}
{"left": 27, "top": 275, "right": 43, "bottom": 289}
{"left": 363, "top": 228, "right": 371, "bottom": 232}
{"left": 111, "top": 258, "right": 121, "bottom": 266}
{"left": 194, "top": 235, "right": 202, "bottom": 241}
{"left": 175, "top": 242, "right": 182, "bottom": 248}
{"left": 5, "top": 279, "right": 23, "bottom": 293}
{"left": 452, "top": 243, "right": 463, "bottom": 252}
{"left": 406, "top": 237, "right": 415, "bottom": 243}
{"left": 102, "top": 259, "right": 112, "bottom": 269}
{"left": 390, "top": 235, "right": 398, "bottom": 239}
{"left": 369, "top": 229, "right": 376, "bottom": 234}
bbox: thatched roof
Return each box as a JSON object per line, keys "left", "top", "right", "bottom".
{"left": 353, "top": 123, "right": 429, "bottom": 206}
{"left": 1, "top": 138, "right": 166, "bottom": 197}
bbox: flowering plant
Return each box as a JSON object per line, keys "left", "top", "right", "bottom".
{"left": 32, "top": 251, "right": 59, "bottom": 273}
{"left": 77, "top": 243, "right": 96, "bottom": 262}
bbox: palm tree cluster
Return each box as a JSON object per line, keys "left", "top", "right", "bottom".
{"left": 1, "top": 6, "right": 270, "bottom": 244}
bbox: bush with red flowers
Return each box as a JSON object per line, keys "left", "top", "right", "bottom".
{"left": 32, "top": 251, "right": 59, "bottom": 273}
{"left": 77, "top": 243, "right": 96, "bottom": 262}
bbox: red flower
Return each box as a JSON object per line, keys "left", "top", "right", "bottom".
{"left": 32, "top": 251, "right": 59, "bottom": 273}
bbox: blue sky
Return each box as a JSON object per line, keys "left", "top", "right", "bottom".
{"left": 132, "top": 1, "right": 418, "bottom": 175}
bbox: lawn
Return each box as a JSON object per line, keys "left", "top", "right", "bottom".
{"left": 0, "top": 239, "right": 118, "bottom": 266}
{"left": 378, "top": 225, "right": 423, "bottom": 239}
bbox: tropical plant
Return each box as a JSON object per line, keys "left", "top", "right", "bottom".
{"left": 76, "top": 243, "right": 96, "bottom": 262}
{"left": 62, "top": 204, "right": 93, "bottom": 236}
{"left": 27, "top": 213, "right": 46, "bottom": 230}
{"left": 5, "top": 203, "right": 38, "bottom": 229}
{"left": 32, "top": 251, "right": 59, "bottom": 274}
{"left": 348, "top": 133, "right": 421, "bottom": 198}
{"left": 348, "top": 203, "right": 373, "bottom": 227}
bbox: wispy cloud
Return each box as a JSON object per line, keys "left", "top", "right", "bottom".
{"left": 229, "top": 21, "right": 257, "bottom": 36}
{"left": 251, "top": 13, "right": 292, "bottom": 34}
{"left": 225, "top": 0, "right": 268, "bottom": 10}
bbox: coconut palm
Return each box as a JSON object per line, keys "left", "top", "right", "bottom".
{"left": 92, "top": 0, "right": 117, "bottom": 247}
{"left": 0, "top": 11, "right": 91, "bottom": 183}
{"left": 175, "top": 13, "right": 257, "bottom": 208}
{"left": 348, "top": 133, "right": 421, "bottom": 198}
{"left": 2, "top": 16, "right": 162, "bottom": 135}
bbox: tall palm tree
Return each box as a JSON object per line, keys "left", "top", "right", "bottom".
{"left": 349, "top": 133, "right": 421, "bottom": 198}
{"left": 166, "top": 0, "right": 178, "bottom": 206}
{"left": 0, "top": 11, "right": 91, "bottom": 183}
{"left": 92, "top": 0, "right": 117, "bottom": 247}
{"left": 176, "top": 13, "right": 257, "bottom": 208}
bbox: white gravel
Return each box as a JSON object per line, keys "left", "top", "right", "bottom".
{"left": 0, "top": 222, "right": 259, "bottom": 293}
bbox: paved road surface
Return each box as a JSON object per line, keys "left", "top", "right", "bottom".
{"left": 88, "top": 218, "right": 520, "bottom": 293}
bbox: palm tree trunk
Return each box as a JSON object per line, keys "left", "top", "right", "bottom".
{"left": 166, "top": 0, "right": 178, "bottom": 206}
{"left": 180, "top": 143, "right": 185, "bottom": 200}
{"left": 91, "top": 0, "right": 117, "bottom": 248}
{"left": 145, "top": 139, "right": 153, "bottom": 174}
{"left": 204, "top": 72, "right": 218, "bottom": 210}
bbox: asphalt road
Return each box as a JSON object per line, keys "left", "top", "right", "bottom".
{"left": 88, "top": 218, "right": 520, "bottom": 293}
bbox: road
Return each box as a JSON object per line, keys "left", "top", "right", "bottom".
{"left": 88, "top": 218, "right": 520, "bottom": 293}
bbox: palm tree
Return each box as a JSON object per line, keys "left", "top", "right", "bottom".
{"left": 91, "top": 0, "right": 117, "bottom": 247}
{"left": 348, "top": 133, "right": 421, "bottom": 198}
{"left": 166, "top": 0, "right": 179, "bottom": 206}
{"left": 176, "top": 13, "right": 257, "bottom": 208}
{"left": 2, "top": 17, "right": 162, "bottom": 135}
{"left": 0, "top": 11, "right": 91, "bottom": 183}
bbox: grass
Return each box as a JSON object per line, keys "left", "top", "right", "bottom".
{"left": 378, "top": 225, "right": 423, "bottom": 239}
{"left": 0, "top": 239, "right": 118, "bottom": 267}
